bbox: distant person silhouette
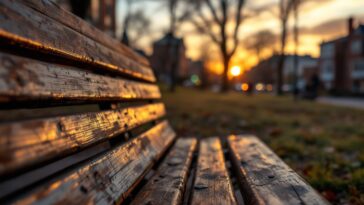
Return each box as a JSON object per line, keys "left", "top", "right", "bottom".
{"left": 247, "top": 82, "right": 254, "bottom": 95}
{"left": 304, "top": 74, "right": 320, "bottom": 100}
{"left": 311, "top": 74, "right": 320, "bottom": 99}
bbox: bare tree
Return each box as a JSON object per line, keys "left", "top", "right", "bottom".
{"left": 122, "top": 10, "right": 151, "bottom": 47}
{"left": 121, "top": 0, "right": 151, "bottom": 48}
{"left": 162, "top": 0, "right": 194, "bottom": 34}
{"left": 197, "top": 42, "right": 213, "bottom": 88}
{"left": 292, "top": 0, "right": 300, "bottom": 99}
{"left": 245, "top": 29, "right": 276, "bottom": 62}
{"left": 292, "top": 0, "right": 315, "bottom": 98}
{"left": 276, "top": 0, "right": 321, "bottom": 95}
{"left": 120, "top": 0, "right": 133, "bottom": 46}
{"left": 188, "top": 0, "right": 246, "bottom": 92}
{"left": 276, "top": 0, "right": 295, "bottom": 95}
{"left": 254, "top": 0, "right": 329, "bottom": 95}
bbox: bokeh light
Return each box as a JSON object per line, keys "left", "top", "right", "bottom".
{"left": 241, "top": 83, "right": 249, "bottom": 91}
{"left": 255, "top": 83, "right": 264, "bottom": 91}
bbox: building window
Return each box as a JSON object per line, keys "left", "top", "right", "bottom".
{"left": 351, "top": 40, "right": 362, "bottom": 54}
{"left": 322, "top": 61, "right": 334, "bottom": 73}
{"left": 321, "top": 44, "right": 334, "bottom": 58}
{"left": 354, "top": 60, "right": 364, "bottom": 71}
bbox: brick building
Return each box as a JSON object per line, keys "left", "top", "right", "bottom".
{"left": 150, "top": 33, "right": 188, "bottom": 83}
{"left": 245, "top": 54, "right": 318, "bottom": 91}
{"left": 319, "top": 18, "right": 364, "bottom": 94}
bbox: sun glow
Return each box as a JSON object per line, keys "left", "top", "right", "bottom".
{"left": 230, "top": 66, "right": 242, "bottom": 77}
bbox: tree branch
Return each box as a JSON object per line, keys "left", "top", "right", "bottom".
{"left": 205, "top": 0, "right": 221, "bottom": 25}
{"left": 195, "top": 5, "right": 217, "bottom": 33}
{"left": 189, "top": 18, "right": 220, "bottom": 44}
{"left": 219, "top": 0, "right": 228, "bottom": 55}
{"left": 229, "top": 0, "right": 245, "bottom": 58}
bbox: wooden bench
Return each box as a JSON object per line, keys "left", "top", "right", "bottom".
{"left": 0, "top": 1, "right": 329, "bottom": 204}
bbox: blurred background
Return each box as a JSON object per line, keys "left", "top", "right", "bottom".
{"left": 56, "top": 0, "right": 364, "bottom": 204}
{"left": 56, "top": 0, "right": 364, "bottom": 96}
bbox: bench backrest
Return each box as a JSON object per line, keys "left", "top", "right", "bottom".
{"left": 0, "top": 0, "right": 175, "bottom": 203}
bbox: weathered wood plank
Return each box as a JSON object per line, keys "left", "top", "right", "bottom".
{"left": 21, "top": 0, "right": 150, "bottom": 67}
{"left": 0, "top": 104, "right": 100, "bottom": 122}
{"left": 10, "top": 121, "right": 175, "bottom": 205}
{"left": 0, "top": 103, "right": 166, "bottom": 177}
{"left": 131, "top": 138, "right": 197, "bottom": 205}
{"left": 228, "top": 135, "right": 329, "bottom": 205}
{"left": 0, "top": 53, "right": 160, "bottom": 102}
{"left": 0, "top": 0, "right": 155, "bottom": 82}
{"left": 191, "top": 138, "right": 237, "bottom": 205}
{"left": 0, "top": 141, "right": 110, "bottom": 199}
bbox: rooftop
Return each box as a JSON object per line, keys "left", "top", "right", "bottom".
{"left": 321, "top": 24, "right": 364, "bottom": 46}
{"left": 154, "top": 33, "right": 185, "bottom": 46}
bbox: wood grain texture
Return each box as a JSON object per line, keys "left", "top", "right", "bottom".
{"left": 0, "top": 53, "right": 160, "bottom": 102}
{"left": 191, "top": 138, "right": 237, "bottom": 205}
{"left": 228, "top": 135, "right": 329, "bottom": 205}
{"left": 0, "top": 0, "right": 155, "bottom": 82}
{"left": 0, "top": 103, "right": 166, "bottom": 176}
{"left": 12, "top": 121, "right": 175, "bottom": 205}
{"left": 131, "top": 138, "right": 197, "bottom": 205}
{"left": 0, "top": 142, "right": 110, "bottom": 199}
{"left": 21, "top": 0, "right": 149, "bottom": 67}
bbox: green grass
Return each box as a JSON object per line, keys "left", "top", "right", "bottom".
{"left": 161, "top": 86, "right": 364, "bottom": 205}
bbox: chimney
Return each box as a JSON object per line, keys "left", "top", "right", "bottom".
{"left": 348, "top": 17, "right": 354, "bottom": 35}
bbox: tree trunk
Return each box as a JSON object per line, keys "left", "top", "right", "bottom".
{"left": 164, "top": 32, "right": 178, "bottom": 93}
{"left": 277, "top": 54, "right": 285, "bottom": 95}
{"left": 293, "top": 3, "right": 299, "bottom": 100}
{"left": 169, "top": 42, "right": 179, "bottom": 92}
{"left": 277, "top": 19, "right": 288, "bottom": 96}
{"left": 221, "top": 55, "right": 230, "bottom": 92}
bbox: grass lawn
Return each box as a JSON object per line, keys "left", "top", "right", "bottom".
{"left": 161, "top": 86, "right": 364, "bottom": 205}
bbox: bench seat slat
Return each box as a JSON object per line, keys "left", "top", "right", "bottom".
{"left": 191, "top": 138, "right": 237, "bottom": 205}
{"left": 21, "top": 0, "right": 150, "bottom": 67}
{"left": 131, "top": 138, "right": 197, "bottom": 205}
{"left": 0, "top": 0, "right": 155, "bottom": 82}
{"left": 0, "top": 53, "right": 160, "bottom": 102}
{"left": 0, "top": 103, "right": 166, "bottom": 177}
{"left": 12, "top": 121, "right": 175, "bottom": 205}
{"left": 228, "top": 135, "right": 329, "bottom": 205}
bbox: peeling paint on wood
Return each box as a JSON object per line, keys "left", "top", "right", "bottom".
{"left": 191, "top": 138, "right": 237, "bottom": 205}
{"left": 12, "top": 121, "right": 175, "bottom": 205}
{"left": 131, "top": 138, "right": 197, "bottom": 205}
{"left": 0, "top": 103, "right": 166, "bottom": 176}
{"left": 228, "top": 135, "right": 329, "bottom": 205}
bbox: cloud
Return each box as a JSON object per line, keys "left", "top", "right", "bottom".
{"left": 300, "top": 15, "right": 364, "bottom": 37}
{"left": 300, "top": 0, "right": 335, "bottom": 13}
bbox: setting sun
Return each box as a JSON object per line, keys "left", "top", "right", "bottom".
{"left": 230, "top": 66, "right": 242, "bottom": 77}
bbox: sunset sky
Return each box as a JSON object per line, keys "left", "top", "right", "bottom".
{"left": 116, "top": 0, "right": 364, "bottom": 74}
